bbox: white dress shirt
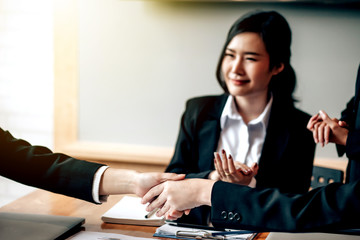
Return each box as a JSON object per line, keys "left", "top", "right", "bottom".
{"left": 216, "top": 95, "right": 273, "bottom": 186}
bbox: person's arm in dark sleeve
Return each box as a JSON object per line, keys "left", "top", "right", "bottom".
{"left": 0, "top": 128, "right": 104, "bottom": 203}
{"left": 211, "top": 180, "right": 360, "bottom": 232}
{"left": 337, "top": 97, "right": 355, "bottom": 157}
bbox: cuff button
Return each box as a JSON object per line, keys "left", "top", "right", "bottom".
{"left": 221, "top": 211, "right": 227, "bottom": 219}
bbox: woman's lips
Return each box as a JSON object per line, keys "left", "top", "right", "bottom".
{"left": 231, "top": 79, "right": 250, "bottom": 86}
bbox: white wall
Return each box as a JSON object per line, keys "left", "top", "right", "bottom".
{"left": 0, "top": 0, "right": 53, "bottom": 206}
{"left": 0, "top": 0, "right": 54, "bottom": 148}
{"left": 78, "top": 1, "right": 360, "bottom": 159}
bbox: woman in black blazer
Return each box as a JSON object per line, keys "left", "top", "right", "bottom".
{"left": 165, "top": 11, "right": 316, "bottom": 224}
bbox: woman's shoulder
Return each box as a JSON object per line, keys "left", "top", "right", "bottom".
{"left": 183, "top": 94, "right": 228, "bottom": 118}
{"left": 186, "top": 94, "right": 227, "bottom": 106}
{"left": 272, "top": 97, "right": 311, "bottom": 120}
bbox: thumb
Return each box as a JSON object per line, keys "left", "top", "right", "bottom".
{"left": 161, "top": 173, "right": 185, "bottom": 182}
{"left": 319, "top": 110, "right": 331, "bottom": 123}
{"left": 251, "top": 163, "right": 259, "bottom": 176}
{"left": 339, "top": 120, "right": 349, "bottom": 128}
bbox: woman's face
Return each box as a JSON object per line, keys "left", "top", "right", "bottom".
{"left": 221, "top": 32, "right": 283, "bottom": 99}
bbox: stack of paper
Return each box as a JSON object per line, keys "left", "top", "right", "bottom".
{"left": 101, "top": 196, "right": 164, "bottom": 226}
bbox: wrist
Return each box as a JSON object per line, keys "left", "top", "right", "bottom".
{"left": 100, "top": 168, "right": 138, "bottom": 195}
{"left": 196, "top": 179, "right": 215, "bottom": 207}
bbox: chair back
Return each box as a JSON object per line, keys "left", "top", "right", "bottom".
{"left": 310, "top": 166, "right": 344, "bottom": 190}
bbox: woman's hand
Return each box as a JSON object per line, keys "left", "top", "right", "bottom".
{"left": 307, "top": 110, "right": 349, "bottom": 146}
{"left": 209, "top": 149, "right": 258, "bottom": 186}
{"left": 141, "top": 179, "right": 215, "bottom": 220}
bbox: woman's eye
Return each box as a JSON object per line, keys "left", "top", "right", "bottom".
{"left": 246, "top": 57, "right": 257, "bottom": 61}
{"left": 224, "top": 53, "right": 235, "bottom": 58}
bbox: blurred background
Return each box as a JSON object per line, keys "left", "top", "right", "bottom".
{"left": 0, "top": 0, "right": 359, "bottom": 206}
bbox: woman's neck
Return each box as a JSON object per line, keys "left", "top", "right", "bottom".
{"left": 234, "top": 93, "right": 269, "bottom": 124}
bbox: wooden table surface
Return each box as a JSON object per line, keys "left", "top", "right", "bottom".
{"left": 0, "top": 189, "right": 268, "bottom": 239}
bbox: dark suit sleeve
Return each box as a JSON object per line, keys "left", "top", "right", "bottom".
{"left": 0, "top": 128, "right": 105, "bottom": 203}
{"left": 211, "top": 180, "right": 360, "bottom": 232}
{"left": 166, "top": 98, "right": 213, "bottom": 179}
{"left": 346, "top": 129, "right": 360, "bottom": 160}
{"left": 337, "top": 97, "right": 355, "bottom": 157}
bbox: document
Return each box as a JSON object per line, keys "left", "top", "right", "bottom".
{"left": 101, "top": 196, "right": 164, "bottom": 226}
{"left": 154, "top": 222, "right": 257, "bottom": 240}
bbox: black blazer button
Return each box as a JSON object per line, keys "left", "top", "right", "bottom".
{"left": 234, "top": 213, "right": 241, "bottom": 221}
{"left": 228, "top": 212, "right": 234, "bottom": 220}
{"left": 221, "top": 211, "right": 227, "bottom": 219}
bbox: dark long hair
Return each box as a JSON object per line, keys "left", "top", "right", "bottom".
{"left": 216, "top": 10, "right": 296, "bottom": 103}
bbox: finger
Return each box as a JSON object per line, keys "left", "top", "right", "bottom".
{"left": 318, "top": 122, "right": 325, "bottom": 147}
{"left": 319, "top": 110, "right": 336, "bottom": 128}
{"left": 251, "top": 163, "right": 259, "bottom": 176}
{"left": 227, "top": 154, "right": 237, "bottom": 175}
{"left": 141, "top": 184, "right": 163, "bottom": 205}
{"left": 184, "top": 209, "right": 191, "bottom": 215}
{"left": 167, "top": 209, "right": 184, "bottom": 219}
{"left": 324, "top": 125, "right": 330, "bottom": 145}
{"left": 145, "top": 194, "right": 165, "bottom": 212}
{"left": 235, "top": 161, "right": 252, "bottom": 175}
{"left": 221, "top": 149, "right": 230, "bottom": 176}
{"left": 239, "top": 165, "right": 252, "bottom": 175}
{"left": 339, "top": 120, "right": 349, "bottom": 127}
{"left": 307, "top": 114, "right": 320, "bottom": 130}
{"left": 159, "top": 173, "right": 185, "bottom": 182}
{"left": 156, "top": 202, "right": 171, "bottom": 217}
{"left": 313, "top": 122, "right": 320, "bottom": 143}
{"left": 214, "top": 152, "right": 225, "bottom": 179}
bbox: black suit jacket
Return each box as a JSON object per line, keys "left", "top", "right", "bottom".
{"left": 0, "top": 128, "right": 105, "bottom": 203}
{"left": 166, "top": 94, "right": 316, "bottom": 224}
{"left": 211, "top": 180, "right": 360, "bottom": 232}
{"left": 337, "top": 64, "right": 360, "bottom": 182}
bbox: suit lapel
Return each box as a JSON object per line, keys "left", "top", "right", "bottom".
{"left": 197, "top": 94, "right": 228, "bottom": 169}
{"left": 257, "top": 98, "right": 290, "bottom": 180}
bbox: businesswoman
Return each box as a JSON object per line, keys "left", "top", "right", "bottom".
{"left": 165, "top": 10, "right": 316, "bottom": 224}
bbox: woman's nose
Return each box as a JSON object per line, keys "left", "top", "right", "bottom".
{"left": 232, "top": 58, "right": 244, "bottom": 74}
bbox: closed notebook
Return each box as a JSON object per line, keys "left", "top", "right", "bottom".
{"left": 0, "top": 212, "right": 85, "bottom": 240}
{"left": 101, "top": 196, "right": 164, "bottom": 226}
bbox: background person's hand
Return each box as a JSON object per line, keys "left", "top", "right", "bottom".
{"left": 307, "top": 110, "right": 349, "bottom": 146}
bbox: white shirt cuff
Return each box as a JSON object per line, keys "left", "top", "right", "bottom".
{"left": 92, "top": 165, "right": 109, "bottom": 204}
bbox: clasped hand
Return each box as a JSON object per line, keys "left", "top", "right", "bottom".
{"left": 307, "top": 110, "right": 349, "bottom": 146}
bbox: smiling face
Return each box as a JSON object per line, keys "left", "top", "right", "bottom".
{"left": 221, "top": 32, "right": 284, "bottom": 100}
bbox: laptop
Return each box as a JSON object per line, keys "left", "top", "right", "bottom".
{"left": 266, "top": 232, "right": 360, "bottom": 240}
{"left": 0, "top": 212, "right": 85, "bottom": 240}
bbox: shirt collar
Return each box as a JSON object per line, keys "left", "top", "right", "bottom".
{"left": 220, "top": 95, "right": 273, "bottom": 129}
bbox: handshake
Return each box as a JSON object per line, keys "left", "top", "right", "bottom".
{"left": 125, "top": 171, "right": 215, "bottom": 221}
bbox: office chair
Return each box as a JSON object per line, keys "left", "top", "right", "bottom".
{"left": 310, "top": 166, "right": 344, "bottom": 190}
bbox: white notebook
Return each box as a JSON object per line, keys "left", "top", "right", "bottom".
{"left": 101, "top": 196, "right": 164, "bottom": 226}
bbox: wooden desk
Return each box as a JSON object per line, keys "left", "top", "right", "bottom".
{"left": 0, "top": 189, "right": 268, "bottom": 239}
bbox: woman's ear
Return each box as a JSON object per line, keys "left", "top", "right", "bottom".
{"left": 272, "top": 63, "right": 284, "bottom": 76}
